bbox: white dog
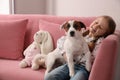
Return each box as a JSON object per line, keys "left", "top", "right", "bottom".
{"left": 62, "top": 20, "right": 92, "bottom": 77}
{"left": 45, "top": 20, "right": 92, "bottom": 77}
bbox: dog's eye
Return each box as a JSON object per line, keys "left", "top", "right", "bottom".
{"left": 67, "top": 24, "right": 70, "bottom": 28}
{"left": 73, "top": 24, "right": 79, "bottom": 29}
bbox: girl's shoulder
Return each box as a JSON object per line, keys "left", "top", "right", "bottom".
{"left": 57, "top": 36, "right": 66, "bottom": 46}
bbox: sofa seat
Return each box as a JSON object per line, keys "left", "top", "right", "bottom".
{"left": 0, "top": 59, "right": 45, "bottom": 80}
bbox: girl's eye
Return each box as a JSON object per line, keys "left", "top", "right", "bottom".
{"left": 99, "top": 26, "right": 102, "bottom": 29}
{"left": 73, "top": 24, "right": 78, "bottom": 29}
{"left": 95, "top": 22, "right": 98, "bottom": 24}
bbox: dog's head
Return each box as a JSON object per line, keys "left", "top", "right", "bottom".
{"left": 61, "top": 20, "right": 86, "bottom": 37}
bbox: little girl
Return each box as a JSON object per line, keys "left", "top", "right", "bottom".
{"left": 44, "top": 15, "right": 116, "bottom": 80}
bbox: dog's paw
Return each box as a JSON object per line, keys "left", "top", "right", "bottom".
{"left": 69, "top": 71, "right": 75, "bottom": 77}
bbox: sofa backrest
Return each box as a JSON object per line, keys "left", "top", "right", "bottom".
{"left": 0, "top": 14, "right": 96, "bottom": 50}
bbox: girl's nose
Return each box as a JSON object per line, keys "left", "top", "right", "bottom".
{"left": 93, "top": 24, "right": 100, "bottom": 29}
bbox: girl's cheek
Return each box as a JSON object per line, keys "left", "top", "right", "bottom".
{"left": 90, "top": 23, "right": 94, "bottom": 27}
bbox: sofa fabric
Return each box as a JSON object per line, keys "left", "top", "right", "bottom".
{"left": 0, "top": 14, "right": 119, "bottom": 80}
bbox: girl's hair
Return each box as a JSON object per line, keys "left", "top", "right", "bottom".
{"left": 100, "top": 15, "right": 116, "bottom": 37}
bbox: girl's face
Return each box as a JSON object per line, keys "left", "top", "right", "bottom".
{"left": 89, "top": 17, "right": 109, "bottom": 37}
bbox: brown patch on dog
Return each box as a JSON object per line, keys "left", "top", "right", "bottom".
{"left": 61, "top": 20, "right": 86, "bottom": 32}
{"left": 74, "top": 21, "right": 81, "bottom": 31}
{"left": 61, "top": 22, "right": 70, "bottom": 32}
{"left": 74, "top": 21, "right": 86, "bottom": 31}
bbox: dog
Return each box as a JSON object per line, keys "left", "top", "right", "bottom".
{"left": 62, "top": 20, "right": 92, "bottom": 77}
{"left": 45, "top": 20, "right": 92, "bottom": 77}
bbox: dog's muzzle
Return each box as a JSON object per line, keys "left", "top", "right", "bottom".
{"left": 70, "top": 31, "right": 75, "bottom": 37}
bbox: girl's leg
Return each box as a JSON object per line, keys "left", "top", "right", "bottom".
{"left": 44, "top": 64, "right": 70, "bottom": 80}
{"left": 70, "top": 64, "right": 89, "bottom": 80}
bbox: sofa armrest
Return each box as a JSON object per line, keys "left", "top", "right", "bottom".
{"left": 89, "top": 32, "right": 120, "bottom": 80}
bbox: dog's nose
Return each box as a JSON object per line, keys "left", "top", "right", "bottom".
{"left": 70, "top": 31, "right": 75, "bottom": 37}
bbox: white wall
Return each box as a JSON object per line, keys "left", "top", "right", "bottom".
{"left": 47, "top": 0, "right": 120, "bottom": 30}
{"left": 13, "top": 0, "right": 120, "bottom": 29}
{"left": 14, "top": 0, "right": 46, "bottom": 14}
{"left": 13, "top": 0, "right": 120, "bottom": 30}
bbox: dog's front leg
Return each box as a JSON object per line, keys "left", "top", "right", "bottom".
{"left": 66, "top": 53, "right": 75, "bottom": 77}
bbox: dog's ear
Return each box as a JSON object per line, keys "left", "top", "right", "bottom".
{"left": 79, "top": 22, "right": 86, "bottom": 29}
{"left": 60, "top": 21, "right": 68, "bottom": 29}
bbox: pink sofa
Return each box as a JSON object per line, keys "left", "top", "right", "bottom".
{"left": 0, "top": 14, "right": 120, "bottom": 80}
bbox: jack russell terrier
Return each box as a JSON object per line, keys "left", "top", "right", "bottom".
{"left": 45, "top": 20, "right": 92, "bottom": 77}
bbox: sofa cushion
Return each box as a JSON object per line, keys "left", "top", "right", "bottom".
{"left": 39, "top": 20, "right": 65, "bottom": 48}
{"left": 0, "top": 19, "right": 28, "bottom": 60}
